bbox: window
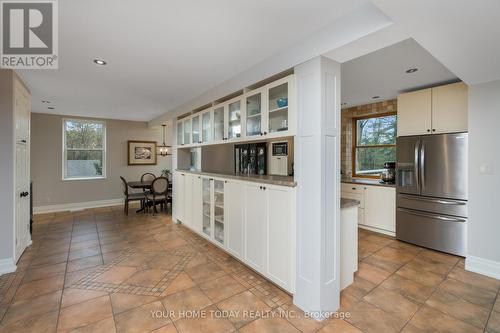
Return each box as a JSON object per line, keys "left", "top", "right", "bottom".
{"left": 63, "top": 119, "right": 106, "bottom": 180}
{"left": 353, "top": 113, "right": 396, "bottom": 178}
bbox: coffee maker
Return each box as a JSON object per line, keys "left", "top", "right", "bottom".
{"left": 380, "top": 161, "right": 396, "bottom": 184}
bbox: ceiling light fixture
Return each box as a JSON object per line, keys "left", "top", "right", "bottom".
{"left": 372, "top": 96, "right": 380, "bottom": 99}
{"left": 406, "top": 68, "right": 418, "bottom": 73}
{"left": 93, "top": 59, "right": 107, "bottom": 65}
{"left": 157, "top": 124, "right": 172, "bottom": 156}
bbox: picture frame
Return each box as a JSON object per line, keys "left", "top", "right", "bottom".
{"left": 127, "top": 140, "right": 157, "bottom": 165}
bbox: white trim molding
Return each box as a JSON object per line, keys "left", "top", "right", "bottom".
{"left": 465, "top": 255, "right": 500, "bottom": 280}
{"left": 0, "top": 258, "right": 17, "bottom": 275}
{"left": 34, "top": 198, "right": 123, "bottom": 214}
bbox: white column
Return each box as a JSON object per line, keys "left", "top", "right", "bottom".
{"left": 293, "top": 56, "right": 341, "bottom": 318}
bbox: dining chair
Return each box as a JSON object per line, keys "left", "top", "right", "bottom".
{"left": 146, "top": 177, "right": 171, "bottom": 215}
{"left": 120, "top": 176, "right": 146, "bottom": 215}
{"left": 141, "top": 173, "right": 156, "bottom": 182}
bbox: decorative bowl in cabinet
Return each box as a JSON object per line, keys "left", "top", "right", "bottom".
{"left": 277, "top": 97, "right": 288, "bottom": 108}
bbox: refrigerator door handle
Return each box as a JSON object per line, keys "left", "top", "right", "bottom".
{"left": 419, "top": 140, "right": 425, "bottom": 193}
{"left": 414, "top": 140, "right": 420, "bottom": 191}
{"left": 397, "top": 208, "right": 466, "bottom": 223}
{"left": 399, "top": 194, "right": 467, "bottom": 205}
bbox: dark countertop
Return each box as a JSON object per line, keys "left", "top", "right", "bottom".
{"left": 176, "top": 169, "right": 297, "bottom": 187}
{"left": 342, "top": 178, "right": 396, "bottom": 188}
{"left": 341, "top": 198, "right": 360, "bottom": 209}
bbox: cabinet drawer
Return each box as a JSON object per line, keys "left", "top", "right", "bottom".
{"left": 341, "top": 191, "right": 364, "bottom": 209}
{"left": 341, "top": 183, "right": 366, "bottom": 193}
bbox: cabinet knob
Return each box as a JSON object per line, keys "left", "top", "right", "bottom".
{"left": 264, "top": 132, "right": 267, "bottom": 135}
{"left": 432, "top": 129, "right": 436, "bottom": 132}
{"left": 352, "top": 187, "right": 356, "bottom": 190}
{"left": 427, "top": 129, "right": 430, "bottom": 132}
{"left": 260, "top": 132, "right": 263, "bottom": 136}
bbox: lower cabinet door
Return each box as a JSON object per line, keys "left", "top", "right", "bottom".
{"left": 364, "top": 185, "right": 396, "bottom": 233}
{"left": 244, "top": 183, "right": 268, "bottom": 272}
{"left": 225, "top": 180, "right": 244, "bottom": 258}
{"left": 267, "top": 186, "right": 293, "bottom": 290}
{"left": 191, "top": 175, "right": 203, "bottom": 233}
{"left": 183, "top": 174, "right": 193, "bottom": 227}
{"left": 174, "top": 172, "right": 185, "bottom": 223}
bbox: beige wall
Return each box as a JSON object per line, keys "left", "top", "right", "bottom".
{"left": 31, "top": 113, "right": 173, "bottom": 208}
{"left": 341, "top": 99, "right": 397, "bottom": 177}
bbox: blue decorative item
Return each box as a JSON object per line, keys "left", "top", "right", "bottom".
{"left": 277, "top": 97, "right": 288, "bottom": 108}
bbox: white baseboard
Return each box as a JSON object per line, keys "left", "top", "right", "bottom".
{"left": 465, "top": 255, "right": 500, "bottom": 280}
{"left": 358, "top": 225, "right": 395, "bottom": 237}
{"left": 34, "top": 198, "right": 124, "bottom": 214}
{"left": 0, "top": 258, "right": 17, "bottom": 275}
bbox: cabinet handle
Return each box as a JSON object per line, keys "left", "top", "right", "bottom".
{"left": 263, "top": 186, "right": 266, "bottom": 190}
{"left": 264, "top": 132, "right": 267, "bottom": 135}
{"left": 427, "top": 129, "right": 430, "bottom": 132}
{"left": 352, "top": 187, "right": 356, "bottom": 190}
{"left": 432, "top": 129, "right": 436, "bottom": 132}
{"left": 224, "top": 180, "right": 227, "bottom": 183}
{"left": 260, "top": 132, "right": 263, "bottom": 136}
{"left": 259, "top": 186, "right": 262, "bottom": 190}
{"left": 20, "top": 139, "right": 26, "bottom": 143}
{"left": 20, "top": 191, "right": 29, "bottom": 198}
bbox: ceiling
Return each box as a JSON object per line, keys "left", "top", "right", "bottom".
{"left": 340, "top": 38, "right": 457, "bottom": 108}
{"left": 17, "top": 0, "right": 368, "bottom": 121}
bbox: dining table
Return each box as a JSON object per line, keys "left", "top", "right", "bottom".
{"left": 127, "top": 180, "right": 172, "bottom": 213}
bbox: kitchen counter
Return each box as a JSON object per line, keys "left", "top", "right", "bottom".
{"left": 341, "top": 198, "right": 360, "bottom": 209}
{"left": 176, "top": 169, "right": 297, "bottom": 187}
{"left": 342, "top": 178, "right": 396, "bottom": 188}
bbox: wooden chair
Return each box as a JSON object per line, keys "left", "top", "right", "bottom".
{"left": 146, "top": 177, "right": 171, "bottom": 215}
{"left": 120, "top": 176, "right": 145, "bottom": 215}
{"left": 141, "top": 173, "right": 156, "bottom": 182}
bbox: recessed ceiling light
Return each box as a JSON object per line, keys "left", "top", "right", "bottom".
{"left": 42, "top": 100, "right": 50, "bottom": 104}
{"left": 47, "top": 107, "right": 55, "bottom": 110}
{"left": 406, "top": 68, "right": 418, "bottom": 73}
{"left": 93, "top": 59, "right": 107, "bottom": 65}
{"left": 372, "top": 96, "right": 380, "bottom": 99}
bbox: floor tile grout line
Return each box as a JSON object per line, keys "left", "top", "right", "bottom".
{"left": 484, "top": 285, "right": 500, "bottom": 331}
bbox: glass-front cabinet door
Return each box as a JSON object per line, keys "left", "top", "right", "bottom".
{"left": 202, "top": 178, "right": 212, "bottom": 237}
{"left": 192, "top": 115, "right": 200, "bottom": 144}
{"left": 268, "top": 81, "right": 289, "bottom": 134}
{"left": 176, "top": 121, "right": 183, "bottom": 145}
{"left": 201, "top": 110, "right": 212, "bottom": 143}
{"left": 227, "top": 100, "right": 241, "bottom": 140}
{"left": 245, "top": 92, "right": 262, "bottom": 137}
{"left": 213, "top": 106, "right": 225, "bottom": 142}
{"left": 213, "top": 180, "right": 224, "bottom": 245}
{"left": 183, "top": 117, "right": 192, "bottom": 145}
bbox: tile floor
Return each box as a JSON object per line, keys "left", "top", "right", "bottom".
{"left": 0, "top": 205, "right": 499, "bottom": 333}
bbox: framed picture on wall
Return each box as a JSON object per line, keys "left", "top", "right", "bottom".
{"left": 127, "top": 141, "right": 157, "bottom": 165}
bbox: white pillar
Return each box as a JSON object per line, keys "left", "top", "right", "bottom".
{"left": 293, "top": 56, "right": 341, "bottom": 318}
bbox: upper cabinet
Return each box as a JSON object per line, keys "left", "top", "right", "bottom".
{"left": 175, "top": 74, "right": 295, "bottom": 147}
{"left": 397, "top": 82, "right": 468, "bottom": 137}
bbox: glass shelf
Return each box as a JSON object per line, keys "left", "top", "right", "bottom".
{"left": 268, "top": 83, "right": 289, "bottom": 134}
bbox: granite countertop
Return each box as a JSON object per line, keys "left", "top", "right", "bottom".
{"left": 342, "top": 177, "right": 396, "bottom": 188}
{"left": 341, "top": 198, "right": 360, "bottom": 208}
{"left": 176, "top": 169, "right": 297, "bottom": 187}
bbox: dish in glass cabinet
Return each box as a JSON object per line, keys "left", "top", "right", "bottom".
{"left": 277, "top": 97, "right": 288, "bottom": 108}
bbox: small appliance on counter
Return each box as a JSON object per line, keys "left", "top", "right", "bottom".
{"left": 380, "top": 161, "right": 396, "bottom": 184}
{"left": 269, "top": 141, "right": 288, "bottom": 176}
{"left": 234, "top": 143, "right": 266, "bottom": 175}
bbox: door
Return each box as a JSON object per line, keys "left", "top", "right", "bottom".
{"left": 397, "top": 89, "right": 432, "bottom": 136}
{"left": 192, "top": 115, "right": 201, "bottom": 144}
{"left": 201, "top": 110, "right": 212, "bottom": 143}
{"left": 267, "top": 80, "right": 289, "bottom": 134}
{"left": 225, "top": 180, "right": 244, "bottom": 258}
{"left": 183, "top": 118, "right": 192, "bottom": 145}
{"left": 15, "top": 80, "right": 31, "bottom": 261}
{"left": 227, "top": 100, "right": 242, "bottom": 140}
{"left": 420, "top": 133, "right": 468, "bottom": 200}
{"left": 183, "top": 174, "right": 192, "bottom": 228}
{"left": 202, "top": 178, "right": 212, "bottom": 237}
{"left": 267, "top": 186, "right": 293, "bottom": 289}
{"left": 245, "top": 92, "right": 263, "bottom": 137}
{"left": 396, "top": 136, "right": 420, "bottom": 195}
{"left": 177, "top": 121, "right": 183, "bottom": 146}
{"left": 175, "top": 172, "right": 185, "bottom": 223}
{"left": 431, "top": 82, "right": 468, "bottom": 134}
{"left": 364, "top": 186, "right": 396, "bottom": 233}
{"left": 213, "top": 106, "right": 225, "bottom": 142}
{"left": 213, "top": 180, "right": 225, "bottom": 245}
{"left": 191, "top": 175, "right": 203, "bottom": 233}
{"left": 244, "top": 184, "right": 267, "bottom": 271}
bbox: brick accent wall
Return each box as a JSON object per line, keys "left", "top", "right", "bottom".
{"left": 341, "top": 99, "right": 397, "bottom": 178}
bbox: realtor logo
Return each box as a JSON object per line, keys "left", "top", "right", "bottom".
{"left": 1, "top": 0, "right": 58, "bottom": 69}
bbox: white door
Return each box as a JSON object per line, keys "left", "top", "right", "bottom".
{"left": 225, "top": 180, "right": 244, "bottom": 258}
{"left": 431, "top": 82, "right": 468, "bottom": 134}
{"left": 183, "top": 174, "right": 192, "bottom": 227}
{"left": 267, "top": 186, "right": 293, "bottom": 290}
{"left": 397, "top": 88, "right": 432, "bottom": 136}
{"left": 364, "top": 185, "right": 396, "bottom": 233}
{"left": 175, "top": 172, "right": 185, "bottom": 223}
{"left": 191, "top": 175, "right": 203, "bottom": 233}
{"left": 14, "top": 80, "right": 31, "bottom": 261}
{"left": 244, "top": 183, "right": 267, "bottom": 272}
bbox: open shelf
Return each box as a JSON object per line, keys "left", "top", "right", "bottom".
{"left": 269, "top": 105, "right": 288, "bottom": 113}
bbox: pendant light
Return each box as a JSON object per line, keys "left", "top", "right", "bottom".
{"left": 157, "top": 124, "right": 171, "bottom": 156}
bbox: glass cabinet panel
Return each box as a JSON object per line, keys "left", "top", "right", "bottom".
{"left": 183, "top": 118, "right": 192, "bottom": 145}
{"left": 192, "top": 115, "right": 200, "bottom": 144}
{"left": 213, "top": 106, "right": 225, "bottom": 141}
{"left": 228, "top": 100, "right": 241, "bottom": 139}
{"left": 177, "top": 121, "right": 183, "bottom": 145}
{"left": 268, "top": 82, "right": 289, "bottom": 133}
{"left": 202, "top": 111, "right": 212, "bottom": 143}
{"left": 213, "top": 180, "right": 224, "bottom": 245}
{"left": 246, "top": 93, "right": 262, "bottom": 136}
{"left": 202, "top": 178, "right": 211, "bottom": 237}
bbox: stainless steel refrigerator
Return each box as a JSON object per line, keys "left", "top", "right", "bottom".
{"left": 396, "top": 133, "right": 468, "bottom": 256}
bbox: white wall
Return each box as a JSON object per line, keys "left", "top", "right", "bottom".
{"left": 466, "top": 79, "right": 500, "bottom": 278}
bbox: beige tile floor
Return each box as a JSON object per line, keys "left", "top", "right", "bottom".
{"left": 0, "top": 205, "right": 499, "bottom": 333}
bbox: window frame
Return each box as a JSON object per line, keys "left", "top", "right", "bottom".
{"left": 352, "top": 112, "right": 397, "bottom": 179}
{"left": 62, "top": 118, "right": 107, "bottom": 181}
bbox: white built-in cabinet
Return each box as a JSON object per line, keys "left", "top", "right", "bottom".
{"left": 174, "top": 171, "right": 296, "bottom": 292}
{"left": 341, "top": 183, "right": 396, "bottom": 236}
{"left": 397, "top": 82, "right": 468, "bottom": 136}
{"left": 176, "top": 75, "right": 295, "bottom": 147}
